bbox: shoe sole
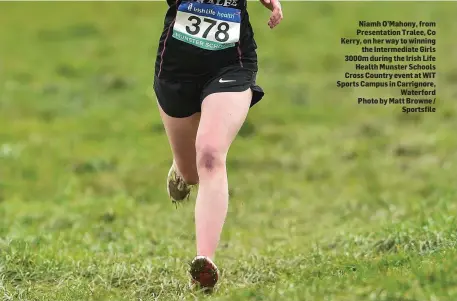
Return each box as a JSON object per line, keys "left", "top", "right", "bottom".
{"left": 167, "top": 164, "right": 191, "bottom": 204}
{"left": 189, "top": 256, "right": 219, "bottom": 291}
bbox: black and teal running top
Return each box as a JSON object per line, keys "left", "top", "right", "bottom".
{"left": 155, "top": 0, "right": 258, "bottom": 80}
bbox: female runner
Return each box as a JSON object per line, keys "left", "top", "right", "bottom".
{"left": 154, "top": 0, "right": 283, "bottom": 291}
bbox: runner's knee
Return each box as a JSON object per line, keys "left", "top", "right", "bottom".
{"left": 195, "top": 140, "right": 226, "bottom": 174}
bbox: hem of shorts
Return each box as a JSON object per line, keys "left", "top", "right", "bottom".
{"left": 250, "top": 86, "right": 264, "bottom": 108}
{"left": 200, "top": 84, "right": 264, "bottom": 107}
{"left": 155, "top": 98, "right": 197, "bottom": 119}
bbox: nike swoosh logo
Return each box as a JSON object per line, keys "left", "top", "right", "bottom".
{"left": 219, "top": 79, "right": 236, "bottom": 83}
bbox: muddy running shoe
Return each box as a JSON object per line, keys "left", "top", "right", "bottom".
{"left": 167, "top": 163, "right": 192, "bottom": 205}
{"left": 189, "top": 255, "right": 219, "bottom": 292}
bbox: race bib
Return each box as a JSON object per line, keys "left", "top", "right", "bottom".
{"left": 172, "top": 1, "right": 241, "bottom": 51}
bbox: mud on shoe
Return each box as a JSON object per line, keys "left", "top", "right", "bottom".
{"left": 189, "top": 255, "right": 219, "bottom": 292}
{"left": 167, "top": 164, "right": 193, "bottom": 205}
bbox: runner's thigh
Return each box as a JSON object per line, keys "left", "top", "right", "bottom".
{"left": 154, "top": 78, "right": 202, "bottom": 180}
{"left": 196, "top": 89, "right": 252, "bottom": 156}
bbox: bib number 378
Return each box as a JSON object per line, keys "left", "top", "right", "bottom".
{"left": 172, "top": 2, "right": 241, "bottom": 51}
{"left": 186, "top": 16, "right": 230, "bottom": 43}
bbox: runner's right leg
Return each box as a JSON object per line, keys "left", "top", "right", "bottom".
{"left": 158, "top": 104, "right": 200, "bottom": 202}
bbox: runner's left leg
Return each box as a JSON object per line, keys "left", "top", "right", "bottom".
{"left": 189, "top": 89, "right": 252, "bottom": 290}
{"left": 194, "top": 89, "right": 252, "bottom": 260}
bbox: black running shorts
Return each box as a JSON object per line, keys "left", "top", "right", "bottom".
{"left": 154, "top": 65, "right": 264, "bottom": 118}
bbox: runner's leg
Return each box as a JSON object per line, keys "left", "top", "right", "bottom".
{"left": 194, "top": 89, "right": 252, "bottom": 259}
{"left": 158, "top": 104, "right": 200, "bottom": 185}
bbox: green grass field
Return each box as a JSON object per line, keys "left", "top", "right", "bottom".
{"left": 1, "top": 1, "right": 457, "bottom": 300}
